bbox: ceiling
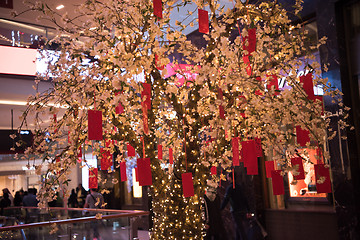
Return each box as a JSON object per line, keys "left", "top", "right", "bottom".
{"left": 0, "top": 0, "right": 234, "bottom": 130}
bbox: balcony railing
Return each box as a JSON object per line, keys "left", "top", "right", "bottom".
{"left": 0, "top": 206, "right": 149, "bottom": 240}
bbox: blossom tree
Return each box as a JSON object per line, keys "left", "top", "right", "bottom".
{"left": 15, "top": 0, "right": 346, "bottom": 238}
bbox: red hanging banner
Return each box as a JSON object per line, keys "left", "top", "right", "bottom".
{"left": 232, "top": 137, "right": 240, "bottom": 166}
{"left": 142, "top": 102, "right": 149, "bottom": 135}
{"left": 135, "top": 167, "right": 139, "bottom": 182}
{"left": 127, "top": 143, "right": 136, "bottom": 157}
{"left": 153, "top": 0, "right": 162, "bottom": 19}
{"left": 198, "top": 9, "right": 209, "bottom": 34}
{"left": 53, "top": 114, "right": 58, "bottom": 133}
{"left": 155, "top": 54, "right": 165, "bottom": 70}
{"left": 141, "top": 83, "right": 152, "bottom": 110}
{"left": 271, "top": 170, "right": 284, "bottom": 195}
{"left": 316, "top": 147, "right": 324, "bottom": 164}
{"left": 89, "top": 168, "right": 98, "bottom": 189}
{"left": 100, "top": 148, "right": 112, "bottom": 171}
{"left": 115, "top": 91, "right": 124, "bottom": 114}
{"left": 88, "top": 110, "right": 103, "bottom": 140}
{"left": 120, "top": 162, "right": 127, "bottom": 182}
{"left": 254, "top": 137, "right": 263, "bottom": 157}
{"left": 242, "top": 28, "right": 256, "bottom": 56}
{"left": 314, "top": 164, "right": 332, "bottom": 193}
{"left": 241, "top": 140, "right": 258, "bottom": 175}
{"left": 299, "top": 73, "right": 315, "bottom": 100}
{"left": 77, "top": 146, "right": 82, "bottom": 159}
{"left": 182, "top": 172, "right": 195, "bottom": 197}
{"left": 68, "top": 131, "right": 71, "bottom": 144}
{"left": 218, "top": 88, "right": 225, "bottom": 119}
{"left": 158, "top": 144, "right": 163, "bottom": 160}
{"left": 243, "top": 56, "right": 252, "bottom": 76}
{"left": 219, "top": 106, "right": 226, "bottom": 119}
{"left": 137, "top": 158, "right": 152, "bottom": 186}
{"left": 314, "top": 95, "right": 324, "bottom": 115}
{"left": 265, "top": 161, "right": 275, "bottom": 178}
{"left": 169, "top": 148, "right": 174, "bottom": 164}
{"left": 296, "top": 126, "right": 310, "bottom": 147}
{"left": 210, "top": 166, "right": 217, "bottom": 175}
{"left": 266, "top": 75, "right": 279, "bottom": 95}
{"left": 291, "top": 157, "right": 305, "bottom": 180}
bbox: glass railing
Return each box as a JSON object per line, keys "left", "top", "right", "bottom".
{"left": 0, "top": 18, "right": 57, "bottom": 48}
{"left": 0, "top": 207, "right": 149, "bottom": 240}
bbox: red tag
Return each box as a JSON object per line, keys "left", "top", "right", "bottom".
{"left": 142, "top": 103, "right": 149, "bottom": 135}
{"left": 53, "top": 114, "right": 58, "bottom": 133}
{"left": 314, "top": 164, "right": 332, "bottom": 193}
{"left": 88, "top": 110, "right": 103, "bottom": 140}
{"left": 115, "top": 92, "right": 124, "bottom": 114}
{"left": 153, "top": 0, "right": 162, "bottom": 19}
{"left": 127, "top": 143, "right": 135, "bottom": 157}
{"left": 316, "top": 147, "right": 324, "bottom": 164}
{"left": 243, "top": 56, "right": 252, "bottom": 76}
{"left": 299, "top": 73, "right": 315, "bottom": 100}
{"left": 271, "top": 170, "right": 284, "bottom": 195}
{"left": 296, "top": 126, "right": 310, "bottom": 147}
{"left": 266, "top": 75, "right": 279, "bottom": 95}
{"left": 135, "top": 167, "right": 139, "bottom": 182}
{"left": 291, "top": 157, "right": 305, "bottom": 180}
{"left": 198, "top": 9, "right": 209, "bottom": 34}
{"left": 116, "top": 103, "right": 124, "bottom": 114}
{"left": 265, "top": 161, "right": 275, "bottom": 178}
{"left": 77, "top": 146, "right": 82, "bottom": 159}
{"left": 219, "top": 105, "right": 226, "bottom": 119}
{"left": 68, "top": 131, "right": 71, "bottom": 144}
{"left": 89, "top": 168, "right": 98, "bottom": 189}
{"left": 232, "top": 137, "right": 239, "bottom": 166}
{"left": 314, "top": 95, "right": 324, "bottom": 115}
{"left": 120, "top": 162, "right": 127, "bottom": 182}
{"left": 242, "top": 28, "right": 256, "bottom": 56}
{"left": 158, "top": 144, "right": 163, "bottom": 160}
{"left": 241, "top": 140, "right": 258, "bottom": 175}
{"left": 141, "top": 83, "right": 151, "bottom": 110}
{"left": 254, "top": 137, "right": 262, "bottom": 157}
{"left": 155, "top": 54, "right": 164, "bottom": 70}
{"left": 56, "top": 157, "right": 60, "bottom": 163}
{"left": 137, "top": 158, "right": 152, "bottom": 186}
{"left": 210, "top": 166, "right": 217, "bottom": 175}
{"left": 169, "top": 148, "right": 174, "bottom": 164}
{"left": 182, "top": 172, "right": 194, "bottom": 197}
{"left": 100, "top": 148, "right": 112, "bottom": 170}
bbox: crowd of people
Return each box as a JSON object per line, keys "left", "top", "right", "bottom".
{"left": 0, "top": 184, "right": 105, "bottom": 211}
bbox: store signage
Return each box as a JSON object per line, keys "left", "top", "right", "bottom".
{"left": 0, "top": 45, "right": 59, "bottom": 77}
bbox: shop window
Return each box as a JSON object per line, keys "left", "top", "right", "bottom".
{"left": 287, "top": 148, "right": 327, "bottom": 199}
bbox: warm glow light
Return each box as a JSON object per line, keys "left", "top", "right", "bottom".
{"left": 56, "top": 5, "right": 65, "bottom": 10}
{"left": 132, "top": 168, "right": 142, "bottom": 198}
{"left": 0, "top": 100, "right": 28, "bottom": 106}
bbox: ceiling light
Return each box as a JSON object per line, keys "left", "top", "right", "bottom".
{"left": 56, "top": 5, "right": 65, "bottom": 10}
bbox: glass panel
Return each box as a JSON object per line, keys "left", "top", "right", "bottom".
{"left": 0, "top": 18, "right": 56, "bottom": 47}
{"left": 0, "top": 207, "right": 148, "bottom": 240}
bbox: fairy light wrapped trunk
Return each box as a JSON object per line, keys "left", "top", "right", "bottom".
{"left": 15, "top": 0, "right": 347, "bottom": 239}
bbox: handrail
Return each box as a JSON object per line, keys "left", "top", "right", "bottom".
{"left": 5, "top": 206, "right": 146, "bottom": 214}
{"left": 0, "top": 207, "right": 149, "bottom": 232}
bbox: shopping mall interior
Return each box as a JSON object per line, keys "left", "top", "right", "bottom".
{"left": 0, "top": 0, "right": 360, "bottom": 239}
